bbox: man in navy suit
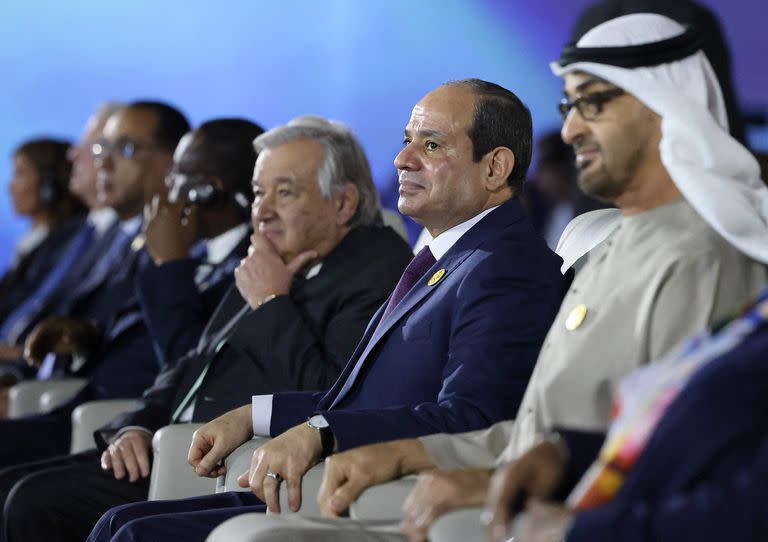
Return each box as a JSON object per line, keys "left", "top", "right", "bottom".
{"left": 85, "top": 79, "right": 567, "bottom": 542}
{"left": 0, "top": 102, "right": 191, "bottom": 467}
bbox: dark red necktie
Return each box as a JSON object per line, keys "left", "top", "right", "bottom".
{"left": 376, "top": 246, "right": 436, "bottom": 330}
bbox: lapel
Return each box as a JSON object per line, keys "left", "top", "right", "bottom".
{"left": 198, "top": 231, "right": 251, "bottom": 292}
{"left": 325, "top": 199, "right": 525, "bottom": 408}
{"left": 198, "top": 286, "right": 250, "bottom": 355}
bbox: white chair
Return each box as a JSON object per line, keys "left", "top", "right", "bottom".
{"left": 70, "top": 399, "right": 140, "bottom": 453}
{"left": 216, "top": 438, "right": 326, "bottom": 517}
{"left": 349, "top": 476, "right": 417, "bottom": 520}
{"left": 148, "top": 423, "right": 218, "bottom": 500}
{"left": 7, "top": 378, "right": 87, "bottom": 418}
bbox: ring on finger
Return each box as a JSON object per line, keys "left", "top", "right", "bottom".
{"left": 265, "top": 471, "right": 283, "bottom": 482}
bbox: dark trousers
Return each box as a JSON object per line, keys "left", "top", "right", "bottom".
{"left": 1, "top": 450, "right": 149, "bottom": 542}
{"left": 0, "top": 411, "right": 71, "bottom": 468}
{"left": 88, "top": 492, "right": 264, "bottom": 542}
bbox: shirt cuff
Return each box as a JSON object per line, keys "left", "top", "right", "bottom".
{"left": 111, "top": 426, "right": 153, "bottom": 444}
{"left": 252, "top": 394, "right": 274, "bottom": 436}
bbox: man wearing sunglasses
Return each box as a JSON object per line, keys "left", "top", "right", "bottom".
{"left": 205, "top": 14, "right": 768, "bottom": 542}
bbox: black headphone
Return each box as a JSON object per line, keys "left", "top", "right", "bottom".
{"left": 38, "top": 171, "right": 61, "bottom": 205}
{"left": 185, "top": 183, "right": 251, "bottom": 219}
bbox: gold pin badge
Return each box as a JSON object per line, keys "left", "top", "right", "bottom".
{"left": 131, "top": 234, "right": 146, "bottom": 252}
{"left": 427, "top": 268, "right": 446, "bottom": 286}
{"left": 565, "top": 303, "right": 588, "bottom": 330}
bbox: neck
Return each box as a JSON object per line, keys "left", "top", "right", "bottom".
{"left": 613, "top": 162, "right": 681, "bottom": 216}
{"left": 425, "top": 193, "right": 511, "bottom": 238}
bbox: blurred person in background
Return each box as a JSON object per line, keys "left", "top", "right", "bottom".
{"left": 0, "top": 138, "right": 86, "bottom": 326}
{"left": 523, "top": 131, "right": 606, "bottom": 249}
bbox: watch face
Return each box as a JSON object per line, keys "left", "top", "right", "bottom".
{"left": 308, "top": 414, "right": 330, "bottom": 429}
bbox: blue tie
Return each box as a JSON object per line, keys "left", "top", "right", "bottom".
{"left": 0, "top": 224, "right": 96, "bottom": 344}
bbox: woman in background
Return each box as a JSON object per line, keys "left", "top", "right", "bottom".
{"left": 0, "top": 138, "right": 86, "bottom": 322}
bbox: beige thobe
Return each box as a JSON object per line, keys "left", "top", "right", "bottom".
{"left": 422, "top": 199, "right": 767, "bottom": 468}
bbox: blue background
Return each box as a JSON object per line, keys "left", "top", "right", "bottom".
{"left": 1, "top": 0, "right": 765, "bottom": 267}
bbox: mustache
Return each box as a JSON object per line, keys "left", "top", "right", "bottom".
{"left": 572, "top": 140, "right": 601, "bottom": 154}
{"left": 398, "top": 173, "right": 425, "bottom": 185}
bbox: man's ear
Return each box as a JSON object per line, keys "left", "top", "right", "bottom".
{"left": 335, "top": 183, "right": 360, "bottom": 226}
{"left": 483, "top": 147, "right": 515, "bottom": 192}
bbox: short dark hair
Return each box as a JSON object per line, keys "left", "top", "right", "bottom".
{"left": 446, "top": 79, "right": 533, "bottom": 193}
{"left": 190, "top": 118, "right": 265, "bottom": 197}
{"left": 15, "top": 137, "right": 86, "bottom": 222}
{"left": 128, "top": 100, "right": 191, "bottom": 152}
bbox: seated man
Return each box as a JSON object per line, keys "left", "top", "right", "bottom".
{"left": 0, "top": 103, "right": 121, "bottom": 409}
{"left": 82, "top": 79, "right": 569, "bottom": 542}
{"left": 0, "top": 101, "right": 191, "bottom": 468}
{"left": 0, "top": 116, "right": 413, "bottom": 542}
{"left": 135, "top": 118, "right": 264, "bottom": 367}
{"left": 203, "top": 13, "right": 768, "bottom": 542}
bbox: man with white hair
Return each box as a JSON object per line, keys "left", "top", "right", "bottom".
{"left": 204, "top": 13, "right": 768, "bottom": 542}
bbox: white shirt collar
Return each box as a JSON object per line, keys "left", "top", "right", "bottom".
{"left": 12, "top": 224, "right": 49, "bottom": 266}
{"left": 87, "top": 208, "right": 118, "bottom": 236}
{"left": 205, "top": 224, "right": 249, "bottom": 264}
{"left": 120, "top": 215, "right": 142, "bottom": 237}
{"left": 305, "top": 262, "right": 323, "bottom": 280}
{"left": 426, "top": 205, "right": 499, "bottom": 260}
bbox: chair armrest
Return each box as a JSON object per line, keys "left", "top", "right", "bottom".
{"left": 215, "top": 437, "right": 272, "bottom": 493}
{"left": 216, "top": 438, "right": 325, "bottom": 516}
{"left": 428, "top": 508, "right": 529, "bottom": 542}
{"left": 428, "top": 507, "right": 486, "bottom": 542}
{"left": 70, "top": 399, "right": 140, "bottom": 453}
{"left": 39, "top": 380, "right": 89, "bottom": 412}
{"left": 349, "top": 476, "right": 418, "bottom": 520}
{"left": 8, "top": 378, "right": 87, "bottom": 418}
{"left": 148, "top": 423, "right": 217, "bottom": 500}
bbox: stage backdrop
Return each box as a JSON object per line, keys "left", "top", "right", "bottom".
{"left": 0, "top": 0, "right": 764, "bottom": 267}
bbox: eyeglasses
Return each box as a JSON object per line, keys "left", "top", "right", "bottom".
{"left": 91, "top": 138, "right": 157, "bottom": 160}
{"left": 558, "top": 88, "right": 625, "bottom": 121}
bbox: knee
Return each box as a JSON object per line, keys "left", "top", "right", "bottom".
{"left": 4, "top": 472, "right": 48, "bottom": 524}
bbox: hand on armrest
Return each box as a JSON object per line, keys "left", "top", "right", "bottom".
{"left": 318, "top": 438, "right": 435, "bottom": 517}
{"left": 188, "top": 404, "right": 254, "bottom": 478}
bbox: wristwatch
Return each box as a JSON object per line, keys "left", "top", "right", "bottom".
{"left": 307, "top": 414, "right": 335, "bottom": 459}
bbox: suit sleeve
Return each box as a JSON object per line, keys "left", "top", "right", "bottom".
{"left": 226, "top": 277, "right": 389, "bottom": 393}
{"left": 566, "top": 437, "right": 768, "bottom": 542}
{"left": 135, "top": 258, "right": 210, "bottom": 368}
{"left": 93, "top": 350, "right": 195, "bottom": 450}
{"left": 269, "top": 391, "right": 327, "bottom": 436}
{"left": 320, "top": 247, "right": 565, "bottom": 451}
{"left": 419, "top": 420, "right": 517, "bottom": 470}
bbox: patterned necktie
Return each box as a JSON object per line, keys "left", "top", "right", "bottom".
{"left": 376, "top": 246, "right": 436, "bottom": 330}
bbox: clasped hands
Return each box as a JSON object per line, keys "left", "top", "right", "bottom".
{"left": 23, "top": 316, "right": 102, "bottom": 368}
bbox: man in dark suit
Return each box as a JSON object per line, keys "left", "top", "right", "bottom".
{"left": 85, "top": 79, "right": 567, "bottom": 542}
{"left": 135, "top": 118, "right": 263, "bottom": 367}
{"left": 1, "top": 115, "right": 413, "bottom": 542}
{"left": 0, "top": 101, "right": 191, "bottom": 467}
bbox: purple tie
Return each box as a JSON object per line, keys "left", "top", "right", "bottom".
{"left": 377, "top": 246, "right": 436, "bottom": 330}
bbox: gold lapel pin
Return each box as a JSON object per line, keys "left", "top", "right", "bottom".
{"left": 428, "top": 268, "right": 446, "bottom": 286}
{"left": 565, "top": 303, "right": 588, "bottom": 331}
{"left": 131, "top": 234, "right": 146, "bottom": 252}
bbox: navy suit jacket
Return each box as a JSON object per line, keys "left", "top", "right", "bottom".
{"left": 135, "top": 233, "right": 249, "bottom": 367}
{"left": 270, "top": 199, "right": 567, "bottom": 451}
{"left": 563, "top": 323, "right": 768, "bottom": 542}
